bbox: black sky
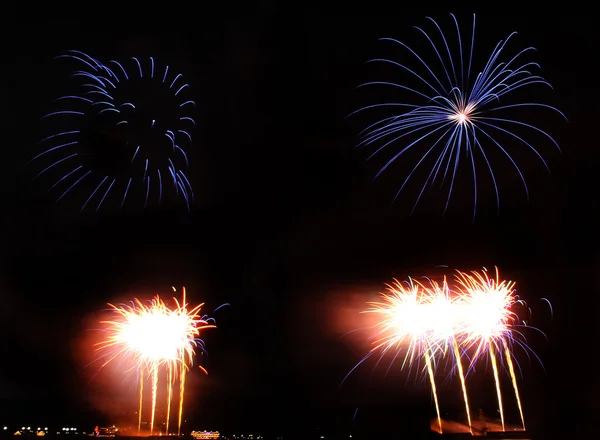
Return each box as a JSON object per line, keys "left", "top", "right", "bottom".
{"left": 1, "top": 7, "right": 598, "bottom": 440}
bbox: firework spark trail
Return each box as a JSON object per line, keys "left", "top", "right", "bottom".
{"left": 96, "top": 288, "right": 216, "bottom": 436}
{"left": 353, "top": 267, "right": 543, "bottom": 434}
{"left": 178, "top": 368, "right": 186, "bottom": 436}
{"left": 489, "top": 344, "right": 505, "bottom": 431}
{"left": 36, "top": 51, "right": 196, "bottom": 212}
{"left": 424, "top": 349, "right": 442, "bottom": 433}
{"left": 452, "top": 337, "right": 472, "bottom": 433}
{"left": 138, "top": 367, "right": 144, "bottom": 435}
{"left": 505, "top": 346, "right": 525, "bottom": 430}
{"left": 352, "top": 14, "right": 566, "bottom": 218}
{"left": 166, "top": 365, "right": 173, "bottom": 434}
{"left": 150, "top": 364, "right": 159, "bottom": 435}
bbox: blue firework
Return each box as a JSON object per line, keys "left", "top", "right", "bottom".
{"left": 34, "top": 50, "right": 196, "bottom": 212}
{"left": 353, "top": 14, "right": 566, "bottom": 218}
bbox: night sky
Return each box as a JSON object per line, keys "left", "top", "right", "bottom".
{"left": 1, "top": 6, "right": 598, "bottom": 440}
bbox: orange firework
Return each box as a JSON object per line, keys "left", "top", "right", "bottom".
{"left": 364, "top": 277, "right": 454, "bottom": 363}
{"left": 96, "top": 287, "right": 215, "bottom": 436}
{"left": 354, "top": 267, "right": 539, "bottom": 435}
{"left": 362, "top": 277, "right": 471, "bottom": 434}
{"left": 454, "top": 268, "right": 526, "bottom": 431}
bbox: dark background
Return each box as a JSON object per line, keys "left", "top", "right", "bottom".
{"left": 0, "top": 6, "right": 597, "bottom": 440}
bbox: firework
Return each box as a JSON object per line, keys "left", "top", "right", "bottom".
{"left": 358, "top": 277, "right": 471, "bottom": 433}
{"left": 454, "top": 268, "right": 527, "bottom": 431}
{"left": 96, "top": 288, "right": 215, "bottom": 435}
{"left": 351, "top": 268, "right": 541, "bottom": 434}
{"left": 352, "top": 14, "right": 565, "bottom": 218}
{"left": 34, "top": 50, "right": 195, "bottom": 212}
